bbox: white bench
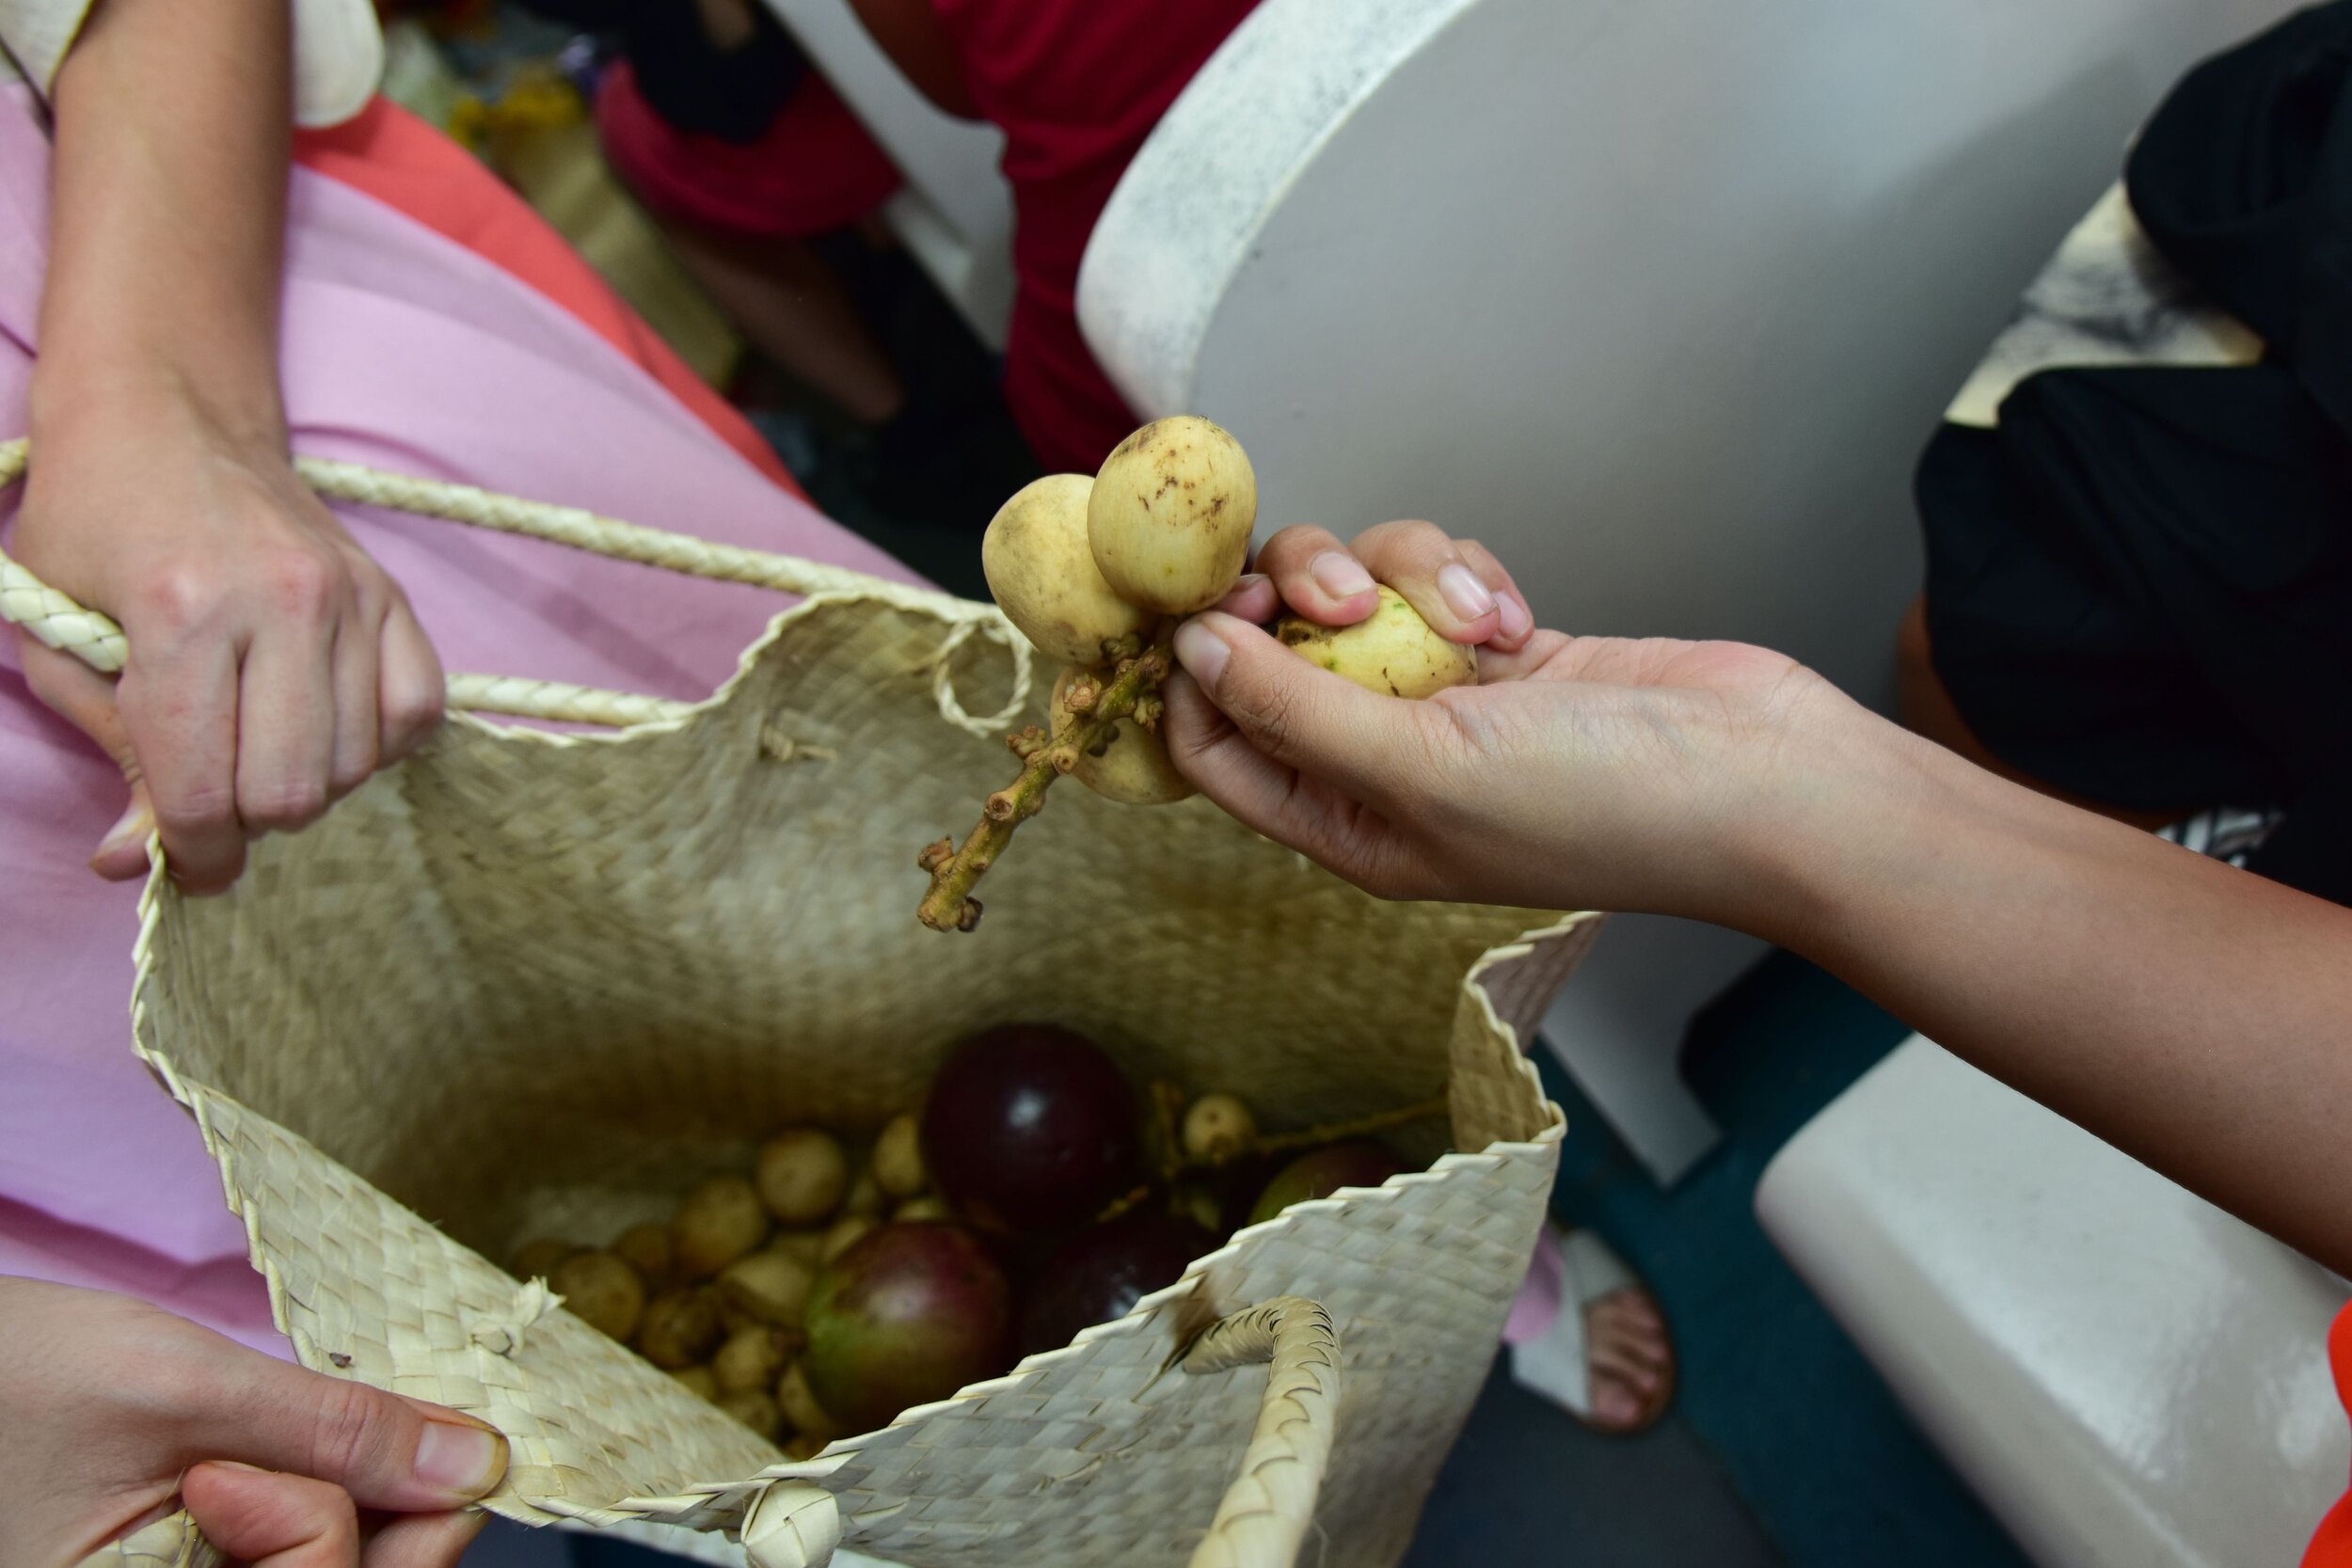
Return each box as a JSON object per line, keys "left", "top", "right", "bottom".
{"left": 1759, "top": 1036, "right": 2349, "bottom": 1566}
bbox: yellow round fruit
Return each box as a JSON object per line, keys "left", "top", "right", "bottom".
{"left": 1276, "top": 586, "right": 1476, "bottom": 699}
{"left": 719, "top": 1387, "right": 783, "bottom": 1440}
{"left": 870, "top": 1113, "right": 927, "bottom": 1199}
{"left": 755, "top": 1129, "right": 850, "bottom": 1227}
{"left": 719, "top": 1249, "right": 814, "bottom": 1327}
{"left": 1088, "top": 417, "right": 1256, "bottom": 615}
{"left": 1181, "top": 1093, "right": 1257, "bottom": 1164}
{"left": 982, "top": 474, "right": 1153, "bottom": 668}
{"left": 673, "top": 1175, "right": 771, "bottom": 1278}
{"left": 550, "top": 1250, "right": 645, "bottom": 1342}
{"left": 1050, "top": 667, "right": 1195, "bottom": 806}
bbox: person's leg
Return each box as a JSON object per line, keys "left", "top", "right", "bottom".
{"left": 1505, "top": 1224, "right": 1676, "bottom": 1434}
{"left": 657, "top": 218, "right": 904, "bottom": 426}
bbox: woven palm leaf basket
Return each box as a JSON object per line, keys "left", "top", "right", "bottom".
{"left": 0, "top": 442, "right": 1597, "bottom": 1568}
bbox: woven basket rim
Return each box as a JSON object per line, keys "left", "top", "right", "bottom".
{"left": 120, "top": 582, "right": 1593, "bottom": 1536}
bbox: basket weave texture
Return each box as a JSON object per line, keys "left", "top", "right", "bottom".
{"left": 4, "top": 444, "right": 1598, "bottom": 1566}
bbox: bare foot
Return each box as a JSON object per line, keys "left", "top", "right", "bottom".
{"left": 1582, "top": 1287, "right": 1671, "bottom": 1431}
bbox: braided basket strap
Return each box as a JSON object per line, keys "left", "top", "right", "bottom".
{"left": 1182, "top": 1297, "right": 1342, "bottom": 1568}
{"left": 0, "top": 438, "right": 1031, "bottom": 735}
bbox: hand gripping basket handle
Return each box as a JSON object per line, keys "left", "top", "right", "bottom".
{"left": 73, "top": 1297, "right": 1340, "bottom": 1568}
{"left": 0, "top": 438, "right": 1033, "bottom": 736}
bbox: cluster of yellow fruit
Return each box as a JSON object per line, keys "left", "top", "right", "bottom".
{"left": 510, "top": 1117, "right": 930, "bottom": 1460}
{"left": 919, "top": 416, "right": 1476, "bottom": 930}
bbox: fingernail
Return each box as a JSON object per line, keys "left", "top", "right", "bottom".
{"left": 95, "top": 802, "right": 152, "bottom": 859}
{"left": 1230, "top": 572, "right": 1270, "bottom": 594}
{"left": 1173, "top": 618, "right": 1232, "bottom": 692}
{"left": 1438, "top": 563, "right": 1496, "bottom": 622}
{"left": 415, "top": 1420, "right": 505, "bottom": 1497}
{"left": 1497, "top": 593, "right": 1533, "bottom": 641}
{"left": 1309, "top": 551, "right": 1375, "bottom": 600}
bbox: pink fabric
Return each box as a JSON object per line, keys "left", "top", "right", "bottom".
{"left": 1502, "top": 1220, "right": 1567, "bottom": 1345}
{"left": 0, "top": 87, "right": 917, "bottom": 1353}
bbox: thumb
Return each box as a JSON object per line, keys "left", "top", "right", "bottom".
{"left": 15, "top": 634, "right": 153, "bottom": 879}
{"left": 188, "top": 1349, "right": 507, "bottom": 1513}
{"left": 1168, "top": 611, "right": 1430, "bottom": 804}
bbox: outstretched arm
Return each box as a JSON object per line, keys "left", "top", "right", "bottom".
{"left": 1165, "top": 523, "right": 2352, "bottom": 1276}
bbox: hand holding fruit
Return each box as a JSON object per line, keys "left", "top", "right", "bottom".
{"left": 1164, "top": 521, "right": 1855, "bottom": 925}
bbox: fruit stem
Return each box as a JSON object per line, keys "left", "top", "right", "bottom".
{"left": 916, "top": 641, "right": 1172, "bottom": 932}
{"left": 1224, "top": 1094, "right": 1454, "bottom": 1164}
{"left": 1087, "top": 1092, "right": 1456, "bottom": 1224}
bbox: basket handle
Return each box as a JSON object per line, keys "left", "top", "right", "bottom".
{"left": 78, "top": 1297, "right": 1341, "bottom": 1568}
{"left": 1180, "top": 1295, "right": 1342, "bottom": 1568}
{"left": 0, "top": 437, "right": 1032, "bottom": 736}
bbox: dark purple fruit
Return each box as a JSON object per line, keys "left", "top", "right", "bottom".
{"left": 920, "top": 1024, "right": 1140, "bottom": 1235}
{"left": 1017, "top": 1209, "right": 1217, "bottom": 1357}
{"left": 1248, "top": 1141, "right": 1407, "bottom": 1226}
{"left": 801, "top": 1222, "right": 1013, "bottom": 1433}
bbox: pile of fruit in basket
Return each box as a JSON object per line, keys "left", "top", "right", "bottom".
{"left": 509, "top": 1022, "right": 1436, "bottom": 1457}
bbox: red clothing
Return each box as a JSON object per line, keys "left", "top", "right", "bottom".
{"left": 2305, "top": 1306, "right": 2352, "bottom": 1565}
{"left": 596, "top": 58, "right": 903, "bottom": 241}
{"left": 931, "top": 0, "right": 1261, "bottom": 470}
{"left": 586, "top": 0, "right": 1262, "bottom": 472}
{"left": 293, "top": 95, "right": 806, "bottom": 498}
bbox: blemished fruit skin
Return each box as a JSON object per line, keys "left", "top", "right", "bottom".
{"left": 983, "top": 474, "right": 1152, "bottom": 668}
{"left": 920, "top": 1024, "right": 1142, "bottom": 1235}
{"left": 1248, "top": 1141, "right": 1407, "bottom": 1227}
{"left": 800, "top": 1222, "right": 1013, "bottom": 1433}
{"left": 1017, "top": 1210, "right": 1217, "bottom": 1357}
{"left": 1277, "top": 586, "right": 1476, "bottom": 699}
{"left": 1050, "top": 667, "right": 1195, "bottom": 805}
{"left": 1088, "top": 417, "right": 1257, "bottom": 615}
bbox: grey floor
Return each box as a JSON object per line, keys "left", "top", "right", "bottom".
{"left": 1401, "top": 1364, "right": 1778, "bottom": 1568}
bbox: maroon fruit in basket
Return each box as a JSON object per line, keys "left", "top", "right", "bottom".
{"left": 1018, "top": 1209, "right": 1217, "bottom": 1357}
{"left": 919, "top": 1025, "right": 1141, "bottom": 1234}
{"left": 801, "top": 1222, "right": 1014, "bottom": 1433}
{"left": 1248, "top": 1141, "right": 1407, "bottom": 1227}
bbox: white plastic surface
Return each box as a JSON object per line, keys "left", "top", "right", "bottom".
{"left": 1758, "top": 1036, "right": 2350, "bottom": 1568}
{"left": 757, "top": 0, "right": 1014, "bottom": 349}
{"left": 1077, "top": 0, "right": 2301, "bottom": 1181}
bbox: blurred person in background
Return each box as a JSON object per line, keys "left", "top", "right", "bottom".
{"left": 556, "top": 0, "right": 1264, "bottom": 479}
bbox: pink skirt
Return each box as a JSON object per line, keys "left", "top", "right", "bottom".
{"left": 0, "top": 87, "right": 917, "bottom": 1353}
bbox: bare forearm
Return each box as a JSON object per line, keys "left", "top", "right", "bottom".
{"left": 1766, "top": 712, "right": 2352, "bottom": 1275}
{"left": 33, "top": 0, "right": 291, "bottom": 443}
